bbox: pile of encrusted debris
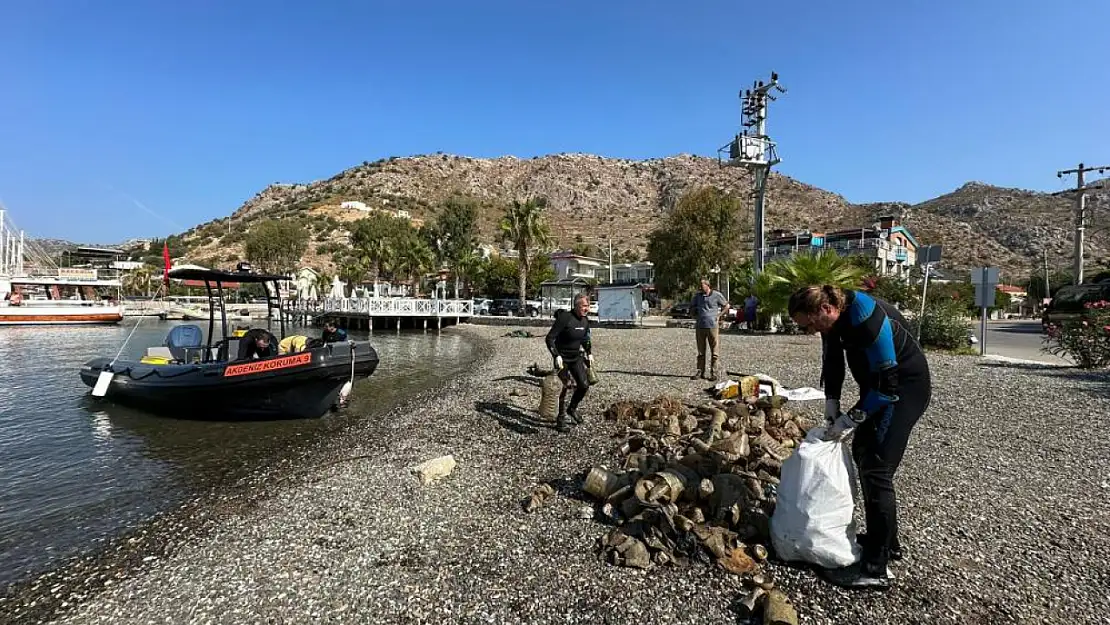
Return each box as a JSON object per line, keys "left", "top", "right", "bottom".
{"left": 582, "top": 393, "right": 814, "bottom": 622}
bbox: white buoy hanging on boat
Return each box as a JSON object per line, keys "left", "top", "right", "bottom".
{"left": 91, "top": 370, "right": 114, "bottom": 397}
{"left": 337, "top": 340, "right": 356, "bottom": 407}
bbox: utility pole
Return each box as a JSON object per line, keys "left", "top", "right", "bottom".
{"left": 1057, "top": 162, "right": 1109, "bottom": 285}
{"left": 1043, "top": 248, "right": 1050, "bottom": 302}
{"left": 608, "top": 239, "right": 613, "bottom": 284}
{"left": 719, "top": 72, "right": 786, "bottom": 273}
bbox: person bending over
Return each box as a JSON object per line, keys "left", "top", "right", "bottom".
{"left": 237, "top": 328, "right": 277, "bottom": 361}
{"left": 788, "top": 284, "right": 931, "bottom": 591}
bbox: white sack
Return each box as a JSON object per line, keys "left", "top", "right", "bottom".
{"left": 770, "top": 426, "right": 862, "bottom": 568}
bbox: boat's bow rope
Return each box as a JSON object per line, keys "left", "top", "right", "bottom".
{"left": 108, "top": 283, "right": 167, "bottom": 370}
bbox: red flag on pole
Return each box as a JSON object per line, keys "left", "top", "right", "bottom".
{"left": 162, "top": 242, "right": 172, "bottom": 285}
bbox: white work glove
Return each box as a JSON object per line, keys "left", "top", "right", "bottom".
{"left": 824, "top": 409, "right": 866, "bottom": 441}
{"left": 824, "top": 399, "right": 840, "bottom": 425}
{"left": 554, "top": 355, "right": 564, "bottom": 370}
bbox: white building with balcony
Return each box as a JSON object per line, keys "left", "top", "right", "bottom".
{"left": 549, "top": 252, "right": 607, "bottom": 281}
{"left": 547, "top": 252, "right": 656, "bottom": 287}
{"left": 609, "top": 261, "right": 655, "bottom": 286}
{"left": 766, "top": 216, "right": 920, "bottom": 278}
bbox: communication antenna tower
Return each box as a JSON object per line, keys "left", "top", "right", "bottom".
{"left": 718, "top": 71, "right": 786, "bottom": 273}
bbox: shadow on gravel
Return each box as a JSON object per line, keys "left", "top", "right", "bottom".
{"left": 475, "top": 400, "right": 553, "bottom": 434}
{"left": 491, "top": 375, "right": 541, "bottom": 387}
{"left": 603, "top": 369, "right": 693, "bottom": 380}
{"left": 977, "top": 362, "right": 1110, "bottom": 400}
{"left": 546, "top": 474, "right": 594, "bottom": 504}
{"left": 977, "top": 361, "right": 1074, "bottom": 372}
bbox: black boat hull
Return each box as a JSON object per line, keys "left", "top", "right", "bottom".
{"left": 80, "top": 342, "right": 380, "bottom": 420}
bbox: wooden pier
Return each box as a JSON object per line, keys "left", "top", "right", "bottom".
{"left": 281, "top": 297, "right": 473, "bottom": 333}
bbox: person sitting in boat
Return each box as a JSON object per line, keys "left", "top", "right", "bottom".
{"left": 321, "top": 320, "right": 348, "bottom": 343}
{"left": 236, "top": 328, "right": 277, "bottom": 361}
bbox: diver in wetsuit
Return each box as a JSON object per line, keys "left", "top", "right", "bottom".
{"left": 237, "top": 328, "right": 277, "bottom": 361}
{"left": 321, "top": 320, "right": 348, "bottom": 343}
{"left": 788, "top": 285, "right": 932, "bottom": 591}
{"left": 544, "top": 294, "right": 593, "bottom": 433}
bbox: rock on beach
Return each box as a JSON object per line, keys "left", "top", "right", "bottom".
{"left": 13, "top": 324, "right": 1110, "bottom": 625}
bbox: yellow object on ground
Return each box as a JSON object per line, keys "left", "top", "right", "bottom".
{"left": 716, "top": 382, "right": 739, "bottom": 399}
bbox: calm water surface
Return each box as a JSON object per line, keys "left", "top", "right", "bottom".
{"left": 0, "top": 319, "right": 480, "bottom": 588}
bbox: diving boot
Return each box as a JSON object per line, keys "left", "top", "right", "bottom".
{"left": 856, "top": 533, "right": 904, "bottom": 561}
{"left": 819, "top": 561, "right": 894, "bottom": 591}
{"left": 692, "top": 357, "right": 706, "bottom": 379}
{"left": 555, "top": 412, "right": 571, "bottom": 433}
{"left": 567, "top": 407, "right": 582, "bottom": 424}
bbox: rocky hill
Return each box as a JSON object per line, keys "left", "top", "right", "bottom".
{"left": 172, "top": 153, "right": 1107, "bottom": 280}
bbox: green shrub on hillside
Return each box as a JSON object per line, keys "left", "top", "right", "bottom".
{"left": 316, "top": 242, "right": 345, "bottom": 256}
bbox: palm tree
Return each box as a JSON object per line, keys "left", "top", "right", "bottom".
{"left": 769, "top": 250, "right": 866, "bottom": 293}
{"left": 337, "top": 257, "right": 368, "bottom": 297}
{"left": 454, "top": 247, "right": 486, "bottom": 298}
{"left": 395, "top": 235, "right": 435, "bottom": 296}
{"left": 499, "top": 198, "right": 552, "bottom": 309}
{"left": 314, "top": 271, "right": 333, "bottom": 300}
{"left": 731, "top": 251, "right": 867, "bottom": 328}
{"left": 732, "top": 261, "right": 790, "bottom": 331}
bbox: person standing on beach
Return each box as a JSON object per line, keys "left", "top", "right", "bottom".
{"left": 743, "top": 293, "right": 759, "bottom": 331}
{"left": 788, "top": 284, "right": 931, "bottom": 591}
{"left": 544, "top": 294, "right": 593, "bottom": 432}
{"left": 690, "top": 278, "right": 729, "bottom": 381}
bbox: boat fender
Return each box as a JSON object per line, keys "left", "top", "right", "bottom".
{"left": 338, "top": 340, "right": 356, "bottom": 407}
{"left": 92, "top": 370, "right": 114, "bottom": 397}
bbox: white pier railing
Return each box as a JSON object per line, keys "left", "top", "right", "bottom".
{"left": 287, "top": 297, "right": 474, "bottom": 318}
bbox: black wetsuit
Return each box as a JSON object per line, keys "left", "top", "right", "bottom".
{"left": 822, "top": 290, "right": 931, "bottom": 572}
{"left": 544, "top": 309, "right": 593, "bottom": 423}
{"left": 237, "top": 328, "right": 277, "bottom": 361}
{"left": 322, "top": 327, "right": 348, "bottom": 343}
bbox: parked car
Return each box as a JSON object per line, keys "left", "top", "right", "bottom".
{"left": 668, "top": 301, "right": 692, "bottom": 319}
{"left": 488, "top": 299, "right": 516, "bottom": 316}
{"left": 472, "top": 298, "right": 491, "bottom": 315}
{"left": 1041, "top": 281, "right": 1110, "bottom": 330}
{"left": 489, "top": 298, "right": 542, "bottom": 317}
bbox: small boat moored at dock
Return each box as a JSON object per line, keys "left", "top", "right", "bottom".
{"left": 80, "top": 265, "right": 379, "bottom": 420}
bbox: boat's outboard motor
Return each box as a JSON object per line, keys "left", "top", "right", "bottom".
{"left": 165, "top": 324, "right": 204, "bottom": 362}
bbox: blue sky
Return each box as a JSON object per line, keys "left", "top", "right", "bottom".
{"left": 1, "top": 0, "right": 1107, "bottom": 242}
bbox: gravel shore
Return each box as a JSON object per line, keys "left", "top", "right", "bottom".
{"left": 11, "top": 325, "right": 1110, "bottom": 625}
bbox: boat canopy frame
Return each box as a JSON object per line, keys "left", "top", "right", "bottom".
{"left": 167, "top": 266, "right": 291, "bottom": 361}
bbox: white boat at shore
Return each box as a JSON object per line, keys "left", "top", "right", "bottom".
{"left": 1, "top": 275, "right": 124, "bottom": 325}
{"left": 0, "top": 208, "right": 124, "bottom": 326}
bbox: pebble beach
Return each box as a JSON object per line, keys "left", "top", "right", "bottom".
{"left": 4, "top": 323, "right": 1109, "bottom": 625}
